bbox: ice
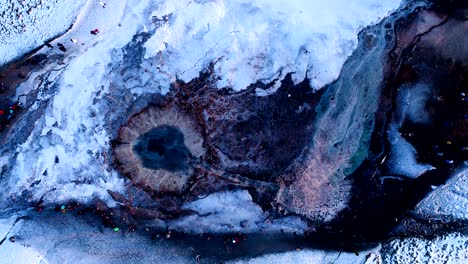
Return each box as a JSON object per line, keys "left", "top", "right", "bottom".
{"left": 3, "top": 0, "right": 404, "bottom": 209}
{"left": 0, "top": 212, "right": 192, "bottom": 264}
{"left": 170, "top": 190, "right": 307, "bottom": 233}
{"left": 0, "top": 0, "right": 87, "bottom": 66}
{"left": 0, "top": 217, "right": 45, "bottom": 264}
{"left": 2, "top": 210, "right": 467, "bottom": 264}
{"left": 382, "top": 232, "right": 468, "bottom": 263}
{"left": 0, "top": 216, "right": 17, "bottom": 243}
{"left": 5, "top": 0, "right": 154, "bottom": 207}
{"left": 0, "top": 241, "right": 45, "bottom": 264}
{"left": 386, "top": 123, "right": 435, "bottom": 178}
{"left": 416, "top": 166, "right": 468, "bottom": 221}
{"left": 171, "top": 190, "right": 263, "bottom": 233}
{"left": 229, "top": 245, "right": 382, "bottom": 264}
{"left": 144, "top": 0, "right": 402, "bottom": 91}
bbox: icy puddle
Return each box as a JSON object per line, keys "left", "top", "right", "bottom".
{"left": 132, "top": 125, "right": 191, "bottom": 171}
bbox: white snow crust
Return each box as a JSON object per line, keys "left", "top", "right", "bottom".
{"left": 0, "top": 0, "right": 87, "bottom": 66}
{"left": 7, "top": 0, "right": 148, "bottom": 206}
{"left": 230, "top": 246, "right": 382, "bottom": 264}
{"left": 143, "top": 0, "right": 402, "bottom": 91}
{"left": 416, "top": 166, "right": 468, "bottom": 221}
{"left": 0, "top": 213, "right": 192, "bottom": 264}
{"left": 382, "top": 232, "right": 468, "bottom": 264}
{"left": 170, "top": 190, "right": 307, "bottom": 233}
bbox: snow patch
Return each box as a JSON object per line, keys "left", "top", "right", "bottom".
{"left": 0, "top": 212, "right": 192, "bottom": 264}
{"left": 0, "top": 216, "right": 17, "bottom": 243}
{"left": 0, "top": 217, "right": 45, "bottom": 264}
{"left": 382, "top": 232, "right": 468, "bottom": 264}
{"left": 230, "top": 245, "right": 381, "bottom": 264}
{"left": 387, "top": 123, "right": 435, "bottom": 178}
{"left": 416, "top": 166, "right": 468, "bottom": 221}
{"left": 144, "top": 0, "right": 402, "bottom": 91}
{"left": 0, "top": 241, "right": 45, "bottom": 264}
{"left": 170, "top": 190, "right": 307, "bottom": 233}
{"left": 0, "top": 0, "right": 87, "bottom": 66}
{"left": 7, "top": 0, "right": 155, "bottom": 207}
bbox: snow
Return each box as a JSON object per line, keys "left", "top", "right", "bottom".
{"left": 232, "top": 232, "right": 468, "bottom": 264}
{"left": 382, "top": 232, "right": 468, "bottom": 264}
{"left": 0, "top": 212, "right": 192, "bottom": 264}
{"left": 0, "top": 216, "right": 17, "bottom": 243}
{"left": 4, "top": 0, "right": 404, "bottom": 211}
{"left": 229, "top": 246, "right": 382, "bottom": 264}
{"left": 0, "top": 216, "right": 45, "bottom": 264}
{"left": 2, "top": 210, "right": 468, "bottom": 264}
{"left": 0, "top": 241, "right": 45, "bottom": 264}
{"left": 0, "top": 0, "right": 87, "bottom": 66}
{"left": 170, "top": 190, "right": 307, "bottom": 233}
{"left": 416, "top": 166, "right": 468, "bottom": 221}
{"left": 384, "top": 81, "right": 436, "bottom": 179}
{"left": 6, "top": 0, "right": 153, "bottom": 207}
{"left": 143, "top": 0, "right": 402, "bottom": 91}
{"left": 1, "top": 0, "right": 467, "bottom": 263}
{"left": 386, "top": 123, "right": 435, "bottom": 178}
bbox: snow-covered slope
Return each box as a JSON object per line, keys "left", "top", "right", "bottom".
{"left": 143, "top": 0, "right": 402, "bottom": 91}
{"left": 3, "top": 0, "right": 148, "bottom": 207}
{"left": 0, "top": 0, "right": 87, "bottom": 66}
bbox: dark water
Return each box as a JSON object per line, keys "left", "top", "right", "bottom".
{"left": 132, "top": 125, "right": 191, "bottom": 171}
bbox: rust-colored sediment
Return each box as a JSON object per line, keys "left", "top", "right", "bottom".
{"left": 113, "top": 106, "right": 204, "bottom": 194}
{"left": 113, "top": 74, "right": 324, "bottom": 215}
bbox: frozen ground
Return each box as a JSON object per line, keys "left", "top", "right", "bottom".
{"left": 0, "top": 210, "right": 363, "bottom": 264}
{"left": 169, "top": 190, "right": 307, "bottom": 233}
{"left": 381, "top": 232, "right": 468, "bottom": 264}
{"left": 0, "top": 211, "right": 193, "bottom": 264}
{"left": 1, "top": 0, "right": 467, "bottom": 263}
{"left": 1, "top": 210, "right": 467, "bottom": 264}
{"left": 2, "top": 0, "right": 404, "bottom": 220}
{"left": 143, "top": 0, "right": 402, "bottom": 91}
{"left": 0, "top": 0, "right": 87, "bottom": 67}
{"left": 416, "top": 166, "right": 468, "bottom": 221}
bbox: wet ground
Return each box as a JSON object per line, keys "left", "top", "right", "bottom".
{"left": 0, "top": 0, "right": 467, "bottom": 261}
{"left": 133, "top": 125, "right": 191, "bottom": 171}
{"left": 0, "top": 53, "right": 47, "bottom": 137}
{"left": 317, "top": 2, "right": 467, "bottom": 244}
